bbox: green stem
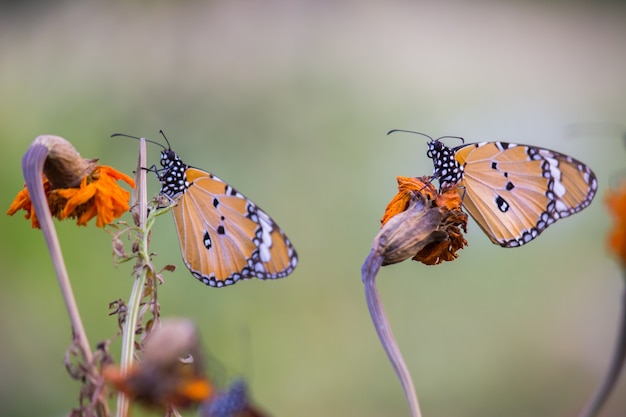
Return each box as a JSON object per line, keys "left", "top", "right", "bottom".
{"left": 116, "top": 138, "right": 148, "bottom": 417}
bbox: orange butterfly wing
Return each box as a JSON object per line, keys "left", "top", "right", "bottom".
{"left": 452, "top": 142, "right": 597, "bottom": 247}
{"left": 170, "top": 167, "right": 297, "bottom": 287}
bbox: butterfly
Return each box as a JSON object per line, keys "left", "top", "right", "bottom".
{"left": 113, "top": 132, "right": 298, "bottom": 287}
{"left": 390, "top": 130, "right": 598, "bottom": 247}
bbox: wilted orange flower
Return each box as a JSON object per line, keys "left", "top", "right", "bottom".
{"left": 381, "top": 176, "right": 468, "bottom": 265}
{"left": 103, "top": 364, "right": 212, "bottom": 409}
{"left": 103, "top": 319, "right": 212, "bottom": 409}
{"left": 7, "top": 165, "right": 134, "bottom": 228}
{"left": 606, "top": 181, "right": 626, "bottom": 267}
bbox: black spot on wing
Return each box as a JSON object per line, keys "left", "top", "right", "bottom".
{"left": 496, "top": 195, "right": 510, "bottom": 212}
{"left": 203, "top": 231, "right": 212, "bottom": 249}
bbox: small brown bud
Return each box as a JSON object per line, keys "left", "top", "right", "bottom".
{"left": 34, "top": 135, "right": 98, "bottom": 189}
{"left": 374, "top": 193, "right": 447, "bottom": 266}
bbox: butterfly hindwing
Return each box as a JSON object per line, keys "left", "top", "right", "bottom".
{"left": 429, "top": 140, "right": 597, "bottom": 247}
{"left": 160, "top": 150, "right": 297, "bottom": 287}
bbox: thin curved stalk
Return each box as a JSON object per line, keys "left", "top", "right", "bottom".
{"left": 362, "top": 253, "right": 422, "bottom": 417}
{"left": 22, "top": 143, "right": 93, "bottom": 365}
{"left": 361, "top": 192, "right": 447, "bottom": 417}
{"left": 577, "top": 277, "right": 626, "bottom": 417}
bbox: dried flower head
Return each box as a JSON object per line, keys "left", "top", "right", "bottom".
{"left": 380, "top": 176, "right": 468, "bottom": 265}
{"left": 103, "top": 319, "right": 212, "bottom": 409}
{"left": 7, "top": 135, "right": 134, "bottom": 228}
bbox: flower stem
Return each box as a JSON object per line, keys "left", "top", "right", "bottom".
{"left": 362, "top": 252, "right": 422, "bottom": 417}
{"left": 116, "top": 138, "right": 149, "bottom": 417}
{"left": 361, "top": 193, "right": 447, "bottom": 417}
{"left": 577, "top": 275, "right": 626, "bottom": 417}
{"left": 22, "top": 143, "right": 93, "bottom": 366}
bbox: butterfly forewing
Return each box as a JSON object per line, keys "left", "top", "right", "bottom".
{"left": 429, "top": 140, "right": 597, "bottom": 247}
{"left": 161, "top": 154, "right": 297, "bottom": 287}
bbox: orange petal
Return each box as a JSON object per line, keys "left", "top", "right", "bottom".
{"left": 177, "top": 378, "right": 213, "bottom": 403}
{"left": 381, "top": 177, "right": 436, "bottom": 225}
{"left": 606, "top": 181, "right": 626, "bottom": 266}
{"left": 6, "top": 177, "right": 52, "bottom": 228}
{"left": 98, "top": 165, "right": 135, "bottom": 188}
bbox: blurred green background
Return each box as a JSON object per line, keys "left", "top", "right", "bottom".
{"left": 1, "top": 1, "right": 625, "bottom": 416}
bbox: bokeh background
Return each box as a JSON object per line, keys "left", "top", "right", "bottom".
{"left": 1, "top": 1, "right": 625, "bottom": 416}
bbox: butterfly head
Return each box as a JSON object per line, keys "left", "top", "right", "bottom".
{"left": 426, "top": 139, "right": 463, "bottom": 188}
{"left": 160, "top": 149, "right": 180, "bottom": 168}
{"left": 386, "top": 130, "right": 465, "bottom": 189}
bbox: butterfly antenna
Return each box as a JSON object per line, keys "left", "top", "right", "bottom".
{"left": 159, "top": 130, "right": 172, "bottom": 150}
{"left": 387, "top": 129, "right": 434, "bottom": 142}
{"left": 110, "top": 133, "right": 167, "bottom": 150}
{"left": 387, "top": 130, "right": 466, "bottom": 144}
{"left": 437, "top": 135, "right": 465, "bottom": 144}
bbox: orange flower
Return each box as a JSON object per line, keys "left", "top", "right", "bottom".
{"left": 381, "top": 176, "right": 468, "bottom": 265}
{"left": 7, "top": 165, "right": 134, "bottom": 228}
{"left": 606, "top": 180, "right": 626, "bottom": 267}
